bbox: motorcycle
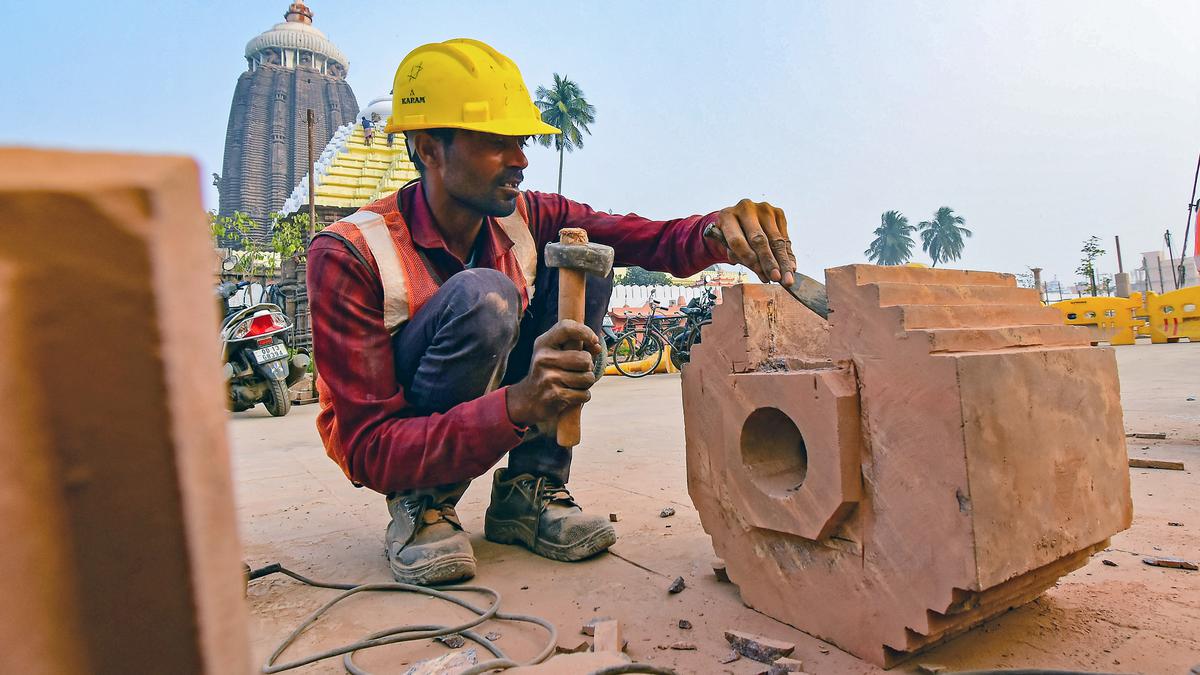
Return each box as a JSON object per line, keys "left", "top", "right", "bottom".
{"left": 218, "top": 281, "right": 310, "bottom": 416}
{"left": 668, "top": 288, "right": 717, "bottom": 369}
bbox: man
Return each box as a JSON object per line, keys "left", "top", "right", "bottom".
{"left": 308, "top": 38, "right": 796, "bottom": 586}
{"left": 361, "top": 115, "right": 374, "bottom": 146}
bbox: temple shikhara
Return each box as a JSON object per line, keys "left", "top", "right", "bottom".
{"left": 218, "top": 2, "right": 359, "bottom": 238}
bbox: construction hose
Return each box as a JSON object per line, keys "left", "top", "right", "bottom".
{"left": 250, "top": 563, "right": 674, "bottom": 675}
{"left": 251, "top": 563, "right": 555, "bottom": 674}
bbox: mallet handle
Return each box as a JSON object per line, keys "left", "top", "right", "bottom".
{"left": 557, "top": 267, "right": 586, "bottom": 447}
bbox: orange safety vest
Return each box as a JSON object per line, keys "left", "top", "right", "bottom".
{"left": 313, "top": 192, "right": 539, "bottom": 479}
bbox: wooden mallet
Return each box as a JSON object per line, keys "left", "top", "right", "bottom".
{"left": 544, "top": 228, "right": 615, "bottom": 447}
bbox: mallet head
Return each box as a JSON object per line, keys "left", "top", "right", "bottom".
{"left": 544, "top": 228, "right": 615, "bottom": 278}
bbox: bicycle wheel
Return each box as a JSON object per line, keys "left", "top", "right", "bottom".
{"left": 611, "top": 328, "right": 652, "bottom": 361}
{"left": 666, "top": 326, "right": 689, "bottom": 369}
{"left": 612, "top": 330, "right": 663, "bottom": 378}
{"left": 608, "top": 329, "right": 639, "bottom": 368}
{"left": 679, "top": 320, "right": 710, "bottom": 367}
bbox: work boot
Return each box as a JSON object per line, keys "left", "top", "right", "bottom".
{"left": 385, "top": 494, "right": 476, "bottom": 585}
{"left": 484, "top": 469, "right": 616, "bottom": 561}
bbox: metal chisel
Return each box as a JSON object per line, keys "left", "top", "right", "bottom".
{"left": 703, "top": 224, "right": 829, "bottom": 319}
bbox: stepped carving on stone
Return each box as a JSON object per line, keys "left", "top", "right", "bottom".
{"left": 682, "top": 265, "right": 1132, "bottom": 667}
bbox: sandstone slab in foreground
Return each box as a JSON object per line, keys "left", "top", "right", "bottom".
{"left": 0, "top": 149, "right": 250, "bottom": 674}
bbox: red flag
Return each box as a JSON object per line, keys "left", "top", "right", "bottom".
{"left": 1195, "top": 208, "right": 1200, "bottom": 257}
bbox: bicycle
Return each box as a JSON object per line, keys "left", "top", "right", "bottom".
{"left": 611, "top": 299, "right": 686, "bottom": 378}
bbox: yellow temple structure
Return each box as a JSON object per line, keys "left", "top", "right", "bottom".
{"left": 280, "top": 94, "right": 418, "bottom": 218}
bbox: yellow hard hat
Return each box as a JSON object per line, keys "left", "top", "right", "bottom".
{"left": 385, "top": 38, "right": 560, "bottom": 137}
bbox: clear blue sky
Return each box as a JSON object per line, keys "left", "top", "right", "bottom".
{"left": 2, "top": 1, "right": 1197, "bottom": 284}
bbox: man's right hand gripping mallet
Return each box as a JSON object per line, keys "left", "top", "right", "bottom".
{"left": 544, "top": 228, "right": 615, "bottom": 447}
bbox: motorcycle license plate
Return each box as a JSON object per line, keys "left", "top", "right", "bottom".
{"left": 253, "top": 344, "right": 288, "bottom": 364}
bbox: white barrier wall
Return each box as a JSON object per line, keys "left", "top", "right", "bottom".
{"left": 609, "top": 284, "right": 722, "bottom": 310}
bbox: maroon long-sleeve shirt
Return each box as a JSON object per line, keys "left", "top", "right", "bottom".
{"left": 308, "top": 181, "right": 726, "bottom": 493}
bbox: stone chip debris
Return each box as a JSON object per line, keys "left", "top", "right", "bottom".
{"left": 581, "top": 616, "right": 612, "bottom": 636}
{"left": 724, "top": 629, "right": 795, "bottom": 663}
{"left": 767, "top": 656, "right": 806, "bottom": 674}
{"left": 712, "top": 559, "right": 730, "bottom": 583}
{"left": 1142, "top": 556, "right": 1199, "bottom": 571}
{"left": 659, "top": 507, "right": 676, "bottom": 518}
{"left": 1128, "top": 458, "right": 1186, "bottom": 470}
{"left": 591, "top": 620, "right": 627, "bottom": 653}
{"left": 667, "top": 576, "right": 686, "bottom": 593}
{"left": 435, "top": 634, "right": 465, "bottom": 649}
{"left": 404, "top": 648, "right": 477, "bottom": 675}
{"left": 556, "top": 639, "right": 590, "bottom": 654}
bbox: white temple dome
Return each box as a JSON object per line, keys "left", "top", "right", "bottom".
{"left": 244, "top": 2, "right": 348, "bottom": 71}
{"left": 358, "top": 94, "right": 392, "bottom": 122}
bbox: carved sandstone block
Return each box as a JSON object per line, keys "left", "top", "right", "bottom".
{"left": 683, "top": 265, "right": 1132, "bottom": 667}
{"left": 0, "top": 149, "right": 250, "bottom": 674}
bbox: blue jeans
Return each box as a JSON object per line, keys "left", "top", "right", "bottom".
{"left": 393, "top": 265, "right": 614, "bottom": 489}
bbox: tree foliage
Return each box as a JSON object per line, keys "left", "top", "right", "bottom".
{"left": 1076, "top": 235, "right": 1105, "bottom": 297}
{"left": 918, "top": 207, "right": 972, "bottom": 267}
{"left": 270, "top": 212, "right": 318, "bottom": 261}
{"left": 864, "top": 210, "right": 915, "bottom": 265}
{"left": 618, "top": 266, "right": 673, "bottom": 286}
{"left": 209, "top": 210, "right": 318, "bottom": 279}
{"left": 535, "top": 74, "right": 596, "bottom": 193}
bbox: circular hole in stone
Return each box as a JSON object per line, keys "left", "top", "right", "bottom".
{"left": 740, "top": 407, "right": 808, "bottom": 497}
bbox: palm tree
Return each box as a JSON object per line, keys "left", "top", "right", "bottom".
{"left": 535, "top": 74, "right": 596, "bottom": 193}
{"left": 918, "top": 207, "right": 973, "bottom": 267}
{"left": 864, "top": 210, "right": 916, "bottom": 265}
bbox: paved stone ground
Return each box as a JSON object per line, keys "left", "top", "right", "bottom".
{"left": 231, "top": 342, "right": 1200, "bottom": 673}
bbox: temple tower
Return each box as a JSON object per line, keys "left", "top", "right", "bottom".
{"left": 218, "top": 2, "right": 359, "bottom": 237}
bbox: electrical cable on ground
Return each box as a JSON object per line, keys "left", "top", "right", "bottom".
{"left": 248, "top": 563, "right": 677, "bottom": 675}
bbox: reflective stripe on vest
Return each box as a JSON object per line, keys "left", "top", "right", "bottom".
{"left": 497, "top": 206, "right": 538, "bottom": 304}
{"left": 342, "top": 200, "right": 538, "bottom": 335}
{"left": 341, "top": 210, "right": 410, "bottom": 333}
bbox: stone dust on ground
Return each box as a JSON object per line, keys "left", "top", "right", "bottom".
{"left": 230, "top": 341, "right": 1200, "bottom": 674}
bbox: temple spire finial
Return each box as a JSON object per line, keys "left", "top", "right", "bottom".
{"left": 285, "top": 2, "right": 313, "bottom": 24}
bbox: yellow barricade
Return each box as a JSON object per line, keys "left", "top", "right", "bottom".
{"left": 1050, "top": 296, "right": 1141, "bottom": 345}
{"left": 1130, "top": 292, "right": 1153, "bottom": 339}
{"left": 1143, "top": 286, "right": 1200, "bottom": 343}
{"left": 604, "top": 345, "right": 679, "bottom": 376}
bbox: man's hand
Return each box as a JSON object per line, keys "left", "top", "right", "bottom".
{"left": 713, "top": 199, "right": 796, "bottom": 286}
{"left": 506, "top": 320, "right": 601, "bottom": 428}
